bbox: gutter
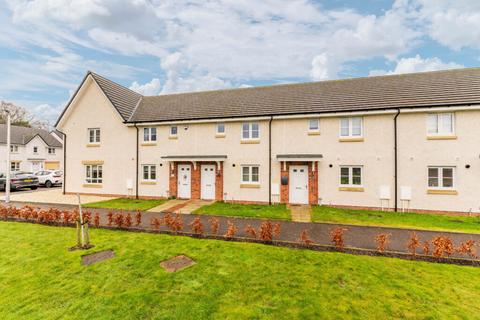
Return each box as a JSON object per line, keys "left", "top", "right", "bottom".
{"left": 134, "top": 123, "right": 139, "bottom": 199}
{"left": 393, "top": 109, "right": 400, "bottom": 212}
{"left": 268, "top": 116, "right": 273, "bottom": 205}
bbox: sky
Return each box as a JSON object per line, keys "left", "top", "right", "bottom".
{"left": 0, "top": 0, "right": 479, "bottom": 125}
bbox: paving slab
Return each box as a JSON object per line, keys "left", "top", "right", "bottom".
{"left": 289, "top": 204, "right": 311, "bottom": 222}
{"left": 174, "top": 199, "right": 213, "bottom": 214}
{"left": 147, "top": 199, "right": 188, "bottom": 213}
{"left": 0, "top": 188, "right": 115, "bottom": 205}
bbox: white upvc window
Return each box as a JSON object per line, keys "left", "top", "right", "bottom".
{"left": 427, "top": 113, "right": 454, "bottom": 135}
{"left": 33, "top": 146, "right": 38, "bottom": 154}
{"left": 216, "top": 123, "right": 226, "bottom": 135}
{"left": 308, "top": 119, "right": 320, "bottom": 132}
{"left": 142, "top": 165, "right": 156, "bottom": 181}
{"left": 10, "top": 161, "right": 20, "bottom": 171}
{"left": 428, "top": 166, "right": 455, "bottom": 189}
{"left": 85, "top": 165, "right": 103, "bottom": 184}
{"left": 242, "top": 122, "right": 259, "bottom": 140}
{"left": 143, "top": 127, "right": 157, "bottom": 142}
{"left": 88, "top": 128, "right": 101, "bottom": 143}
{"left": 48, "top": 148, "right": 55, "bottom": 154}
{"left": 340, "top": 117, "right": 363, "bottom": 137}
{"left": 241, "top": 165, "right": 259, "bottom": 183}
{"left": 340, "top": 166, "right": 362, "bottom": 186}
{"left": 10, "top": 145, "right": 18, "bottom": 153}
{"left": 170, "top": 126, "right": 178, "bottom": 137}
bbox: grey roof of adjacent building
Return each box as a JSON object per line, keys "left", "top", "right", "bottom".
{"left": 0, "top": 124, "right": 63, "bottom": 147}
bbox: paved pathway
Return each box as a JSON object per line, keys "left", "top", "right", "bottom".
{"left": 147, "top": 199, "right": 188, "bottom": 213}
{"left": 289, "top": 204, "right": 311, "bottom": 222}
{"left": 175, "top": 199, "right": 213, "bottom": 214}
{"left": 1, "top": 188, "right": 115, "bottom": 205}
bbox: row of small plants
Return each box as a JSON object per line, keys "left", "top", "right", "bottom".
{"left": 0, "top": 204, "right": 477, "bottom": 260}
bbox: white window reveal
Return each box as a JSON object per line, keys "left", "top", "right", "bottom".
{"left": 242, "top": 123, "right": 259, "bottom": 140}
{"left": 88, "top": 128, "right": 101, "bottom": 143}
{"left": 242, "top": 165, "right": 259, "bottom": 184}
{"left": 10, "top": 145, "right": 18, "bottom": 153}
{"left": 340, "top": 117, "right": 363, "bottom": 137}
{"left": 170, "top": 126, "right": 178, "bottom": 137}
{"left": 48, "top": 148, "right": 55, "bottom": 154}
{"left": 308, "top": 119, "right": 319, "bottom": 132}
{"left": 143, "top": 127, "right": 157, "bottom": 142}
{"left": 85, "top": 165, "right": 103, "bottom": 184}
{"left": 216, "top": 123, "right": 226, "bottom": 135}
{"left": 428, "top": 167, "right": 454, "bottom": 189}
{"left": 427, "top": 113, "right": 454, "bottom": 135}
{"left": 340, "top": 166, "right": 362, "bottom": 186}
{"left": 142, "top": 165, "right": 156, "bottom": 181}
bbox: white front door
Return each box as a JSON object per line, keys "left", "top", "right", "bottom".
{"left": 177, "top": 164, "right": 191, "bottom": 199}
{"left": 289, "top": 165, "right": 309, "bottom": 204}
{"left": 201, "top": 164, "right": 216, "bottom": 200}
{"left": 31, "top": 161, "right": 43, "bottom": 172}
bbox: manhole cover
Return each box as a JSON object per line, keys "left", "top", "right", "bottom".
{"left": 160, "top": 255, "right": 196, "bottom": 272}
{"left": 81, "top": 250, "right": 115, "bottom": 266}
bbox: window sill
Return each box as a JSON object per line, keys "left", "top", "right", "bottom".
{"left": 307, "top": 131, "right": 320, "bottom": 136}
{"left": 240, "top": 183, "right": 260, "bottom": 188}
{"left": 141, "top": 181, "right": 157, "bottom": 185}
{"left": 141, "top": 142, "right": 157, "bottom": 146}
{"left": 86, "top": 143, "right": 100, "bottom": 148}
{"left": 240, "top": 139, "right": 260, "bottom": 144}
{"left": 168, "top": 135, "right": 178, "bottom": 140}
{"left": 81, "top": 160, "right": 104, "bottom": 165}
{"left": 339, "top": 137, "right": 364, "bottom": 142}
{"left": 83, "top": 184, "right": 102, "bottom": 188}
{"left": 427, "top": 135, "right": 457, "bottom": 140}
{"left": 215, "top": 134, "right": 226, "bottom": 138}
{"left": 427, "top": 189, "right": 458, "bottom": 195}
{"left": 339, "top": 186, "right": 364, "bottom": 192}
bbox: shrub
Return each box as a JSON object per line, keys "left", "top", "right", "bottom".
{"left": 164, "top": 213, "right": 174, "bottom": 229}
{"left": 225, "top": 221, "right": 237, "bottom": 238}
{"left": 407, "top": 232, "right": 420, "bottom": 256}
{"left": 107, "top": 211, "right": 114, "bottom": 226}
{"left": 20, "top": 205, "right": 36, "bottom": 220}
{"left": 457, "top": 240, "right": 477, "bottom": 259}
{"left": 259, "top": 221, "right": 275, "bottom": 242}
{"left": 114, "top": 213, "right": 124, "bottom": 228}
{"left": 93, "top": 213, "right": 100, "bottom": 228}
{"left": 209, "top": 217, "right": 220, "bottom": 235}
{"left": 125, "top": 214, "right": 132, "bottom": 228}
{"left": 83, "top": 211, "right": 92, "bottom": 224}
{"left": 0, "top": 204, "right": 7, "bottom": 220}
{"left": 300, "top": 230, "right": 313, "bottom": 246}
{"left": 374, "top": 233, "right": 391, "bottom": 253}
{"left": 330, "top": 227, "right": 347, "bottom": 250}
{"left": 431, "top": 236, "right": 454, "bottom": 258}
{"left": 423, "top": 241, "right": 430, "bottom": 255}
{"left": 135, "top": 210, "right": 142, "bottom": 226}
{"left": 190, "top": 217, "right": 203, "bottom": 234}
{"left": 273, "top": 223, "right": 281, "bottom": 237}
{"left": 165, "top": 214, "right": 183, "bottom": 232}
{"left": 62, "top": 210, "right": 72, "bottom": 225}
{"left": 245, "top": 225, "right": 257, "bottom": 238}
{"left": 48, "top": 208, "right": 62, "bottom": 222}
{"left": 150, "top": 217, "right": 161, "bottom": 229}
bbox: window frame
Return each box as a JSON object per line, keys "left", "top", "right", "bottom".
{"left": 216, "top": 123, "right": 226, "bottom": 135}
{"left": 10, "top": 161, "right": 20, "bottom": 171}
{"left": 85, "top": 164, "right": 103, "bottom": 184}
{"left": 241, "top": 165, "right": 260, "bottom": 184}
{"left": 339, "top": 166, "right": 363, "bottom": 187}
{"left": 143, "top": 127, "right": 157, "bottom": 142}
{"left": 339, "top": 117, "right": 363, "bottom": 138}
{"left": 170, "top": 126, "right": 178, "bottom": 137}
{"left": 308, "top": 119, "right": 320, "bottom": 132}
{"left": 142, "top": 164, "right": 157, "bottom": 181}
{"left": 33, "top": 146, "right": 38, "bottom": 154}
{"left": 428, "top": 166, "right": 455, "bottom": 190}
{"left": 88, "top": 128, "right": 101, "bottom": 144}
{"left": 427, "top": 113, "right": 455, "bottom": 136}
{"left": 48, "top": 147, "right": 55, "bottom": 154}
{"left": 10, "top": 145, "right": 18, "bottom": 153}
{"left": 241, "top": 122, "right": 260, "bottom": 140}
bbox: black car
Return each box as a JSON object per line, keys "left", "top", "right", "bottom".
{"left": 0, "top": 172, "right": 39, "bottom": 191}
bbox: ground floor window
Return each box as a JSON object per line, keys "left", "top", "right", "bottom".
{"left": 242, "top": 165, "right": 259, "bottom": 183}
{"left": 10, "top": 161, "right": 20, "bottom": 171}
{"left": 142, "top": 165, "right": 156, "bottom": 181}
{"left": 85, "top": 165, "right": 102, "bottom": 184}
{"left": 428, "top": 166, "right": 454, "bottom": 189}
{"left": 340, "top": 166, "right": 362, "bottom": 186}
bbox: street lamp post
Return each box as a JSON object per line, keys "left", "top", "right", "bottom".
{"left": 5, "top": 111, "right": 10, "bottom": 203}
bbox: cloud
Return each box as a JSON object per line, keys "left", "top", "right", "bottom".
{"left": 369, "top": 54, "right": 463, "bottom": 76}
{"left": 310, "top": 53, "right": 339, "bottom": 81}
{"left": 130, "top": 78, "right": 162, "bottom": 96}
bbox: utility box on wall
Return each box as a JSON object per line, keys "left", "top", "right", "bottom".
{"left": 281, "top": 176, "right": 288, "bottom": 185}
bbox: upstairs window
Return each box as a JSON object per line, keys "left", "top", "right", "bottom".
{"left": 428, "top": 167, "right": 454, "bottom": 189}
{"left": 48, "top": 148, "right": 55, "bottom": 154}
{"left": 170, "top": 126, "right": 178, "bottom": 137}
{"left": 88, "top": 128, "right": 101, "bottom": 143}
{"left": 340, "top": 166, "right": 362, "bottom": 186}
{"left": 340, "top": 117, "right": 363, "bottom": 137}
{"left": 33, "top": 146, "right": 38, "bottom": 154}
{"left": 242, "top": 123, "right": 259, "bottom": 140}
{"left": 308, "top": 119, "right": 320, "bottom": 132}
{"left": 216, "top": 123, "right": 226, "bottom": 135}
{"left": 143, "top": 127, "right": 157, "bottom": 142}
{"left": 427, "top": 113, "right": 454, "bottom": 135}
{"left": 10, "top": 145, "right": 18, "bottom": 153}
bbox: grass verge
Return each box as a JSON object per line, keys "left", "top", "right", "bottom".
{"left": 1, "top": 221, "right": 480, "bottom": 319}
{"left": 312, "top": 205, "right": 480, "bottom": 234}
{"left": 83, "top": 198, "right": 167, "bottom": 211}
{"left": 193, "top": 201, "right": 291, "bottom": 220}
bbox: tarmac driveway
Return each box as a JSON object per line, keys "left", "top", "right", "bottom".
{"left": 0, "top": 188, "right": 115, "bottom": 205}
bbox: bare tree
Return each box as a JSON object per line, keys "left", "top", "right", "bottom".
{"left": 0, "top": 101, "right": 49, "bottom": 129}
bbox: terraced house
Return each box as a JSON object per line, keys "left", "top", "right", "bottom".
{"left": 55, "top": 68, "right": 480, "bottom": 214}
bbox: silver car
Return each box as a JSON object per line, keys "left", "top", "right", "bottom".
{"left": 0, "top": 171, "right": 39, "bottom": 191}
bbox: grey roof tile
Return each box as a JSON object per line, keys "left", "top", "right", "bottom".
{"left": 0, "top": 124, "right": 63, "bottom": 147}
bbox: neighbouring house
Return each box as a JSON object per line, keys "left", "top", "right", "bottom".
{"left": 55, "top": 68, "right": 480, "bottom": 214}
{"left": 0, "top": 124, "right": 63, "bottom": 172}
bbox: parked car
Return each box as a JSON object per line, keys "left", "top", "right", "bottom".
{"left": 0, "top": 172, "right": 39, "bottom": 191}
{"left": 34, "top": 170, "right": 63, "bottom": 188}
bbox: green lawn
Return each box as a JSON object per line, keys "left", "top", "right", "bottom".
{"left": 1, "top": 222, "right": 480, "bottom": 319}
{"left": 83, "top": 198, "right": 166, "bottom": 211}
{"left": 194, "top": 201, "right": 291, "bottom": 220}
{"left": 312, "top": 206, "right": 480, "bottom": 234}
